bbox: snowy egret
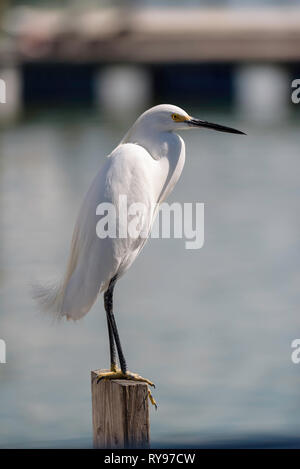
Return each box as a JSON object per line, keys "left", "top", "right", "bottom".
{"left": 34, "top": 104, "right": 245, "bottom": 405}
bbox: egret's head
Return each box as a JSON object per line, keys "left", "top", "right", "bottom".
{"left": 134, "top": 104, "right": 246, "bottom": 135}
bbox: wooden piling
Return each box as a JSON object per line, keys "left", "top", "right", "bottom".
{"left": 91, "top": 369, "right": 150, "bottom": 449}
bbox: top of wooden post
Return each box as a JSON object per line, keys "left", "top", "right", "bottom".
{"left": 91, "top": 369, "right": 150, "bottom": 449}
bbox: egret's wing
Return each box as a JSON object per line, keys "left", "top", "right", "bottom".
{"left": 60, "top": 137, "right": 185, "bottom": 320}
{"left": 34, "top": 143, "right": 162, "bottom": 320}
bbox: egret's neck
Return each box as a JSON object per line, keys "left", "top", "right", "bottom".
{"left": 121, "top": 126, "right": 182, "bottom": 162}
{"left": 122, "top": 124, "right": 186, "bottom": 205}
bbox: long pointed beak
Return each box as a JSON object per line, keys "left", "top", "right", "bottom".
{"left": 188, "top": 118, "right": 246, "bottom": 135}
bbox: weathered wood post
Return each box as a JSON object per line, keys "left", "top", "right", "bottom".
{"left": 91, "top": 369, "right": 150, "bottom": 449}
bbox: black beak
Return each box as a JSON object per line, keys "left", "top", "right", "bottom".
{"left": 188, "top": 118, "right": 246, "bottom": 135}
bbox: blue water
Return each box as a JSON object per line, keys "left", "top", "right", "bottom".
{"left": 0, "top": 107, "right": 300, "bottom": 448}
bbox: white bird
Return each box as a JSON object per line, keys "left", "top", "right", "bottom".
{"left": 34, "top": 104, "right": 245, "bottom": 405}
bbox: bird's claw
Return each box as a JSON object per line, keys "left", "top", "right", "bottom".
{"left": 125, "top": 371, "right": 155, "bottom": 388}
{"left": 96, "top": 370, "right": 154, "bottom": 387}
{"left": 148, "top": 388, "right": 158, "bottom": 410}
{"left": 96, "top": 369, "right": 157, "bottom": 407}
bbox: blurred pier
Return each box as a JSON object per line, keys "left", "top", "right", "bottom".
{"left": 0, "top": 6, "right": 300, "bottom": 123}
{"left": 1, "top": 7, "right": 300, "bottom": 63}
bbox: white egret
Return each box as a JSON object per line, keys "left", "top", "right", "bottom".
{"left": 34, "top": 104, "right": 245, "bottom": 405}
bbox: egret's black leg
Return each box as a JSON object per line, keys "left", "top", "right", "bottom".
{"left": 104, "top": 275, "right": 127, "bottom": 374}
{"left": 99, "top": 277, "right": 156, "bottom": 406}
{"left": 104, "top": 292, "right": 117, "bottom": 372}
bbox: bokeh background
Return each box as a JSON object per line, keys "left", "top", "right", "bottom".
{"left": 1, "top": 0, "right": 300, "bottom": 448}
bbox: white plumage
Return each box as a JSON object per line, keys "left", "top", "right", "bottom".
{"left": 34, "top": 104, "right": 244, "bottom": 322}
{"left": 34, "top": 104, "right": 187, "bottom": 319}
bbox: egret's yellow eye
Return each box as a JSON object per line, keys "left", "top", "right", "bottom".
{"left": 171, "top": 113, "right": 188, "bottom": 122}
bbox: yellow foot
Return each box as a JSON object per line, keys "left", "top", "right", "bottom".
{"left": 96, "top": 369, "right": 155, "bottom": 387}
{"left": 96, "top": 370, "right": 157, "bottom": 408}
{"left": 148, "top": 388, "right": 158, "bottom": 410}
